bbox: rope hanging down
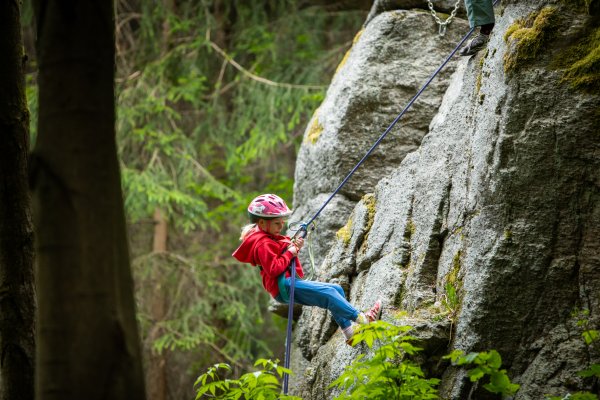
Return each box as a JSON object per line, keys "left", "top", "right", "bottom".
{"left": 282, "top": 0, "right": 499, "bottom": 392}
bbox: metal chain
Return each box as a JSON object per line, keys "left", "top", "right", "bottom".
{"left": 427, "top": 0, "right": 462, "bottom": 36}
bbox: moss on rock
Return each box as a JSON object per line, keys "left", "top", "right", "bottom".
{"left": 336, "top": 217, "right": 353, "bottom": 245}
{"left": 362, "top": 193, "right": 377, "bottom": 233}
{"left": 475, "top": 48, "right": 489, "bottom": 96}
{"left": 503, "top": 7, "right": 559, "bottom": 73}
{"left": 305, "top": 114, "right": 323, "bottom": 144}
{"left": 358, "top": 194, "right": 377, "bottom": 254}
{"left": 447, "top": 249, "right": 462, "bottom": 287}
{"left": 559, "top": 26, "right": 600, "bottom": 91}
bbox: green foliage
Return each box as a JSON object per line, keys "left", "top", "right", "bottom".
{"left": 330, "top": 321, "right": 520, "bottom": 399}
{"left": 442, "top": 282, "right": 460, "bottom": 322}
{"left": 194, "top": 359, "right": 301, "bottom": 399}
{"left": 115, "top": 0, "right": 365, "bottom": 230}
{"left": 582, "top": 329, "right": 599, "bottom": 345}
{"left": 133, "top": 250, "right": 277, "bottom": 368}
{"left": 191, "top": 320, "right": 595, "bottom": 400}
{"left": 331, "top": 321, "right": 440, "bottom": 399}
{"left": 445, "top": 350, "right": 520, "bottom": 397}
{"left": 578, "top": 363, "right": 600, "bottom": 379}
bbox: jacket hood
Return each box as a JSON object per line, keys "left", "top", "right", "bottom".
{"left": 232, "top": 227, "right": 289, "bottom": 265}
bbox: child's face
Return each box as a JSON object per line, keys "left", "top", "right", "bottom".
{"left": 259, "top": 217, "right": 286, "bottom": 235}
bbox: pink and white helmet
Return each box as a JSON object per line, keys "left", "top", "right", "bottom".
{"left": 248, "top": 194, "right": 292, "bottom": 218}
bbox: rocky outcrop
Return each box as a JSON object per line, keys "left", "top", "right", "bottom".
{"left": 290, "top": 0, "right": 600, "bottom": 399}
{"left": 292, "top": 9, "right": 469, "bottom": 271}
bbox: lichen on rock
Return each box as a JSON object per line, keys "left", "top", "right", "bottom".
{"left": 333, "top": 29, "right": 363, "bottom": 77}
{"left": 503, "top": 6, "right": 559, "bottom": 73}
{"left": 305, "top": 114, "right": 324, "bottom": 144}
{"left": 558, "top": 26, "right": 600, "bottom": 91}
{"left": 335, "top": 217, "right": 353, "bottom": 245}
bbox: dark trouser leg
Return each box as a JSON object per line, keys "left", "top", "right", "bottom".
{"left": 463, "top": 0, "right": 496, "bottom": 28}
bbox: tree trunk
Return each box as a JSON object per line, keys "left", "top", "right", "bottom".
{"left": 152, "top": 209, "right": 168, "bottom": 254}
{"left": 30, "top": 1, "right": 145, "bottom": 399}
{"left": 0, "top": 2, "right": 36, "bottom": 400}
{"left": 147, "top": 208, "right": 168, "bottom": 400}
{"left": 145, "top": 2, "right": 173, "bottom": 395}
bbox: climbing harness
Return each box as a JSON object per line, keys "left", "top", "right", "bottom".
{"left": 427, "top": 0, "right": 463, "bottom": 36}
{"left": 282, "top": 0, "right": 500, "bottom": 393}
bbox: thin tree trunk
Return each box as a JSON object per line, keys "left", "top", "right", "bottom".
{"left": 146, "top": 2, "right": 173, "bottom": 395}
{"left": 147, "top": 208, "right": 168, "bottom": 400}
{"left": 30, "top": 1, "right": 145, "bottom": 399}
{"left": 0, "top": 2, "right": 36, "bottom": 400}
{"left": 152, "top": 209, "right": 168, "bottom": 254}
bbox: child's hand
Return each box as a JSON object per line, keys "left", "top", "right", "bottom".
{"left": 288, "top": 237, "right": 304, "bottom": 256}
{"left": 293, "top": 237, "right": 304, "bottom": 250}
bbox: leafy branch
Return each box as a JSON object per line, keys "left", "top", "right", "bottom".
{"left": 194, "top": 359, "right": 301, "bottom": 399}
{"left": 445, "top": 350, "right": 520, "bottom": 397}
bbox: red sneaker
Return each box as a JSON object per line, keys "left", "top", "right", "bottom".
{"left": 365, "top": 299, "right": 382, "bottom": 323}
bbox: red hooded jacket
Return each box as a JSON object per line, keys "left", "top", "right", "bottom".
{"left": 232, "top": 226, "right": 304, "bottom": 298}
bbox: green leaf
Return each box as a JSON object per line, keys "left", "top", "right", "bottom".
{"left": 582, "top": 329, "right": 599, "bottom": 345}
{"left": 577, "top": 363, "right": 600, "bottom": 378}
{"left": 467, "top": 367, "right": 485, "bottom": 382}
{"left": 487, "top": 350, "right": 503, "bottom": 369}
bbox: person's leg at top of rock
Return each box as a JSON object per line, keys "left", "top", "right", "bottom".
{"left": 459, "top": 0, "right": 495, "bottom": 56}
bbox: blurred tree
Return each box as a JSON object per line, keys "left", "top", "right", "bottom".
{"left": 30, "top": 1, "right": 145, "bottom": 399}
{"left": 0, "top": 2, "right": 35, "bottom": 400}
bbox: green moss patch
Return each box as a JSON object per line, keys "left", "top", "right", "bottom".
{"left": 475, "top": 48, "right": 489, "bottom": 103}
{"left": 503, "top": 7, "right": 559, "bottom": 73}
{"left": 558, "top": 27, "right": 600, "bottom": 91}
{"left": 447, "top": 250, "right": 462, "bottom": 287}
{"left": 336, "top": 217, "right": 353, "bottom": 245}
{"left": 362, "top": 193, "right": 376, "bottom": 233}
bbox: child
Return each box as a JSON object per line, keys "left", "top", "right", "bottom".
{"left": 232, "top": 194, "right": 382, "bottom": 344}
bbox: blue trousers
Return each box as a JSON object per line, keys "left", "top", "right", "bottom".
{"left": 275, "top": 279, "right": 359, "bottom": 329}
{"left": 464, "top": 0, "right": 495, "bottom": 28}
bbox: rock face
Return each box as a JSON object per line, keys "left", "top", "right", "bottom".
{"left": 292, "top": 9, "right": 469, "bottom": 271}
{"left": 290, "top": 1, "right": 600, "bottom": 399}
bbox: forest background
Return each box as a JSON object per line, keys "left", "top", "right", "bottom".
{"left": 18, "top": 1, "right": 369, "bottom": 399}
